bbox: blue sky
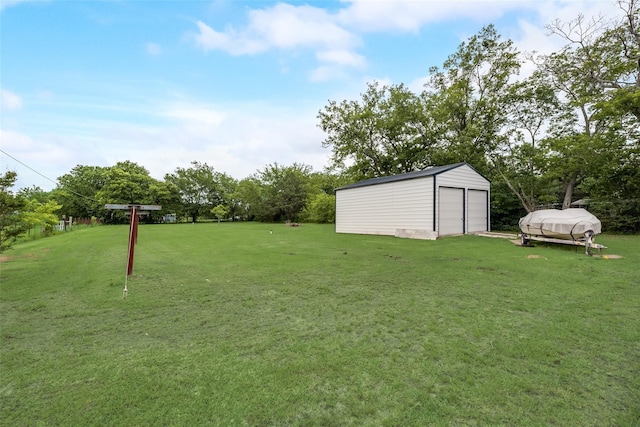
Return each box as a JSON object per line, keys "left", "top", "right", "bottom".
{"left": 1, "top": 0, "right": 615, "bottom": 191}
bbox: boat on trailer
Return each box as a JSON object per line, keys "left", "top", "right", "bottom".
{"left": 518, "top": 208, "right": 605, "bottom": 255}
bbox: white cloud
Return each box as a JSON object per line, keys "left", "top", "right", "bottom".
{"left": 193, "top": 21, "right": 268, "bottom": 55}
{"left": 146, "top": 42, "right": 162, "bottom": 56}
{"left": 1, "top": 96, "right": 330, "bottom": 190}
{"left": 310, "top": 65, "right": 348, "bottom": 82}
{"left": 338, "top": 0, "right": 526, "bottom": 32}
{"left": 316, "top": 49, "right": 366, "bottom": 67}
{"left": 163, "top": 105, "right": 226, "bottom": 126}
{"left": 0, "top": 0, "right": 41, "bottom": 12}
{"left": 194, "top": 3, "right": 359, "bottom": 54}
{"left": 248, "top": 3, "right": 357, "bottom": 50}
{"left": 192, "top": 3, "right": 363, "bottom": 81}
{"left": 1, "top": 89, "right": 23, "bottom": 111}
{"left": 0, "top": 129, "right": 87, "bottom": 190}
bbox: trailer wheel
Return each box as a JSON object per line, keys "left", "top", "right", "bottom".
{"left": 520, "top": 234, "right": 530, "bottom": 246}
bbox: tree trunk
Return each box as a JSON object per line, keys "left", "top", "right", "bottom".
{"left": 497, "top": 167, "right": 535, "bottom": 212}
{"left": 562, "top": 173, "right": 577, "bottom": 209}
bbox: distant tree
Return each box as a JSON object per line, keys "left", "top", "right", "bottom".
{"left": 22, "top": 199, "right": 62, "bottom": 238}
{"left": 233, "top": 177, "right": 263, "bottom": 221}
{"left": 302, "top": 193, "right": 336, "bottom": 223}
{"left": 255, "top": 163, "right": 312, "bottom": 222}
{"left": 215, "top": 172, "right": 239, "bottom": 220}
{"left": 18, "top": 186, "right": 50, "bottom": 204}
{"left": 148, "top": 180, "right": 183, "bottom": 218}
{"left": 54, "top": 165, "right": 107, "bottom": 219}
{"left": 97, "top": 161, "right": 155, "bottom": 203}
{"left": 164, "top": 161, "right": 225, "bottom": 223}
{"left": 211, "top": 204, "right": 229, "bottom": 223}
{"left": 0, "top": 171, "right": 27, "bottom": 252}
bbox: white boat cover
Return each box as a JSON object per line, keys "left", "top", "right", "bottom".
{"left": 519, "top": 208, "right": 602, "bottom": 240}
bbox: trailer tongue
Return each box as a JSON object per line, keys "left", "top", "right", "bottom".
{"left": 519, "top": 208, "right": 605, "bottom": 255}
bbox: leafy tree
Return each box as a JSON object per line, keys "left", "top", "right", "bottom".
{"left": 585, "top": 151, "right": 640, "bottom": 233}
{"left": 22, "top": 199, "right": 62, "bottom": 238}
{"left": 96, "top": 161, "right": 167, "bottom": 223}
{"left": 318, "top": 82, "right": 430, "bottom": 180}
{"left": 494, "top": 73, "right": 559, "bottom": 212}
{"left": 18, "top": 186, "right": 51, "bottom": 204}
{"left": 97, "top": 161, "right": 155, "bottom": 203}
{"left": 0, "top": 171, "right": 27, "bottom": 252}
{"left": 233, "top": 177, "right": 263, "bottom": 221}
{"left": 211, "top": 204, "right": 229, "bottom": 223}
{"left": 216, "top": 172, "right": 239, "bottom": 220}
{"left": 549, "top": 0, "right": 639, "bottom": 122}
{"left": 305, "top": 171, "right": 349, "bottom": 196}
{"left": 148, "top": 180, "right": 183, "bottom": 218}
{"left": 165, "top": 161, "right": 226, "bottom": 223}
{"left": 539, "top": 0, "right": 639, "bottom": 209}
{"left": 54, "top": 165, "right": 107, "bottom": 219}
{"left": 254, "top": 163, "right": 312, "bottom": 222}
{"left": 302, "top": 193, "right": 336, "bottom": 224}
{"left": 424, "top": 24, "right": 520, "bottom": 174}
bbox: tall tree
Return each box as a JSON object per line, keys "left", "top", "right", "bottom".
{"left": 541, "top": 0, "right": 639, "bottom": 208}
{"left": 495, "top": 72, "right": 559, "bottom": 212}
{"left": 54, "top": 165, "right": 107, "bottom": 219}
{"left": 98, "top": 161, "right": 156, "bottom": 204}
{"left": 164, "top": 161, "right": 226, "bottom": 223}
{"left": 234, "top": 177, "right": 263, "bottom": 221}
{"left": 424, "top": 24, "right": 521, "bottom": 174}
{"left": 0, "top": 171, "right": 27, "bottom": 252}
{"left": 255, "top": 163, "right": 312, "bottom": 222}
{"left": 318, "top": 82, "right": 430, "bottom": 180}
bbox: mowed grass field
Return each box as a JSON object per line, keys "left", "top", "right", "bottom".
{"left": 1, "top": 223, "right": 638, "bottom": 426}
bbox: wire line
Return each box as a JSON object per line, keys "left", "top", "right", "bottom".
{"left": 0, "top": 149, "right": 100, "bottom": 203}
{"left": 0, "top": 148, "right": 59, "bottom": 186}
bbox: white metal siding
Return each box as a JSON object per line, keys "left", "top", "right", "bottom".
{"left": 468, "top": 190, "right": 488, "bottom": 232}
{"left": 438, "top": 187, "right": 464, "bottom": 235}
{"left": 437, "top": 164, "right": 490, "bottom": 235}
{"left": 336, "top": 177, "right": 433, "bottom": 236}
{"left": 336, "top": 163, "right": 490, "bottom": 239}
{"left": 437, "top": 164, "right": 490, "bottom": 189}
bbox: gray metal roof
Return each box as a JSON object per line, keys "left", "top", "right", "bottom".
{"left": 335, "top": 162, "right": 485, "bottom": 191}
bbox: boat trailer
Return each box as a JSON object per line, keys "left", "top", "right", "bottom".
{"left": 519, "top": 208, "right": 606, "bottom": 256}
{"left": 519, "top": 232, "right": 606, "bottom": 256}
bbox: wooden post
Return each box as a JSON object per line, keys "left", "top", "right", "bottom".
{"left": 105, "top": 203, "right": 161, "bottom": 297}
{"left": 126, "top": 206, "right": 138, "bottom": 276}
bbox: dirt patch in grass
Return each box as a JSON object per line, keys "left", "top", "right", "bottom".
{"left": 527, "top": 254, "right": 546, "bottom": 259}
{"left": 0, "top": 253, "right": 39, "bottom": 263}
{"left": 594, "top": 254, "right": 624, "bottom": 259}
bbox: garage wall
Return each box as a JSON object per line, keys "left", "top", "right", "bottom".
{"left": 336, "top": 177, "right": 434, "bottom": 237}
{"left": 436, "top": 164, "right": 491, "bottom": 235}
{"left": 437, "top": 164, "right": 490, "bottom": 189}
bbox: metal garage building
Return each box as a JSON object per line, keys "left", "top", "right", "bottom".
{"left": 335, "top": 162, "right": 490, "bottom": 240}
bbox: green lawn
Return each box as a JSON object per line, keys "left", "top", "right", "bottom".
{"left": 1, "top": 223, "right": 639, "bottom": 426}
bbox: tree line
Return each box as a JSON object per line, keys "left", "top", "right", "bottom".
{"left": 0, "top": 160, "right": 346, "bottom": 250}
{"left": 318, "top": 0, "right": 640, "bottom": 232}
{"left": 1, "top": 0, "right": 638, "bottom": 251}
{"left": 319, "top": 0, "right": 639, "bottom": 232}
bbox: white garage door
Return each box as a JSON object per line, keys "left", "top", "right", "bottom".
{"left": 439, "top": 187, "right": 464, "bottom": 236}
{"left": 468, "top": 190, "right": 488, "bottom": 233}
